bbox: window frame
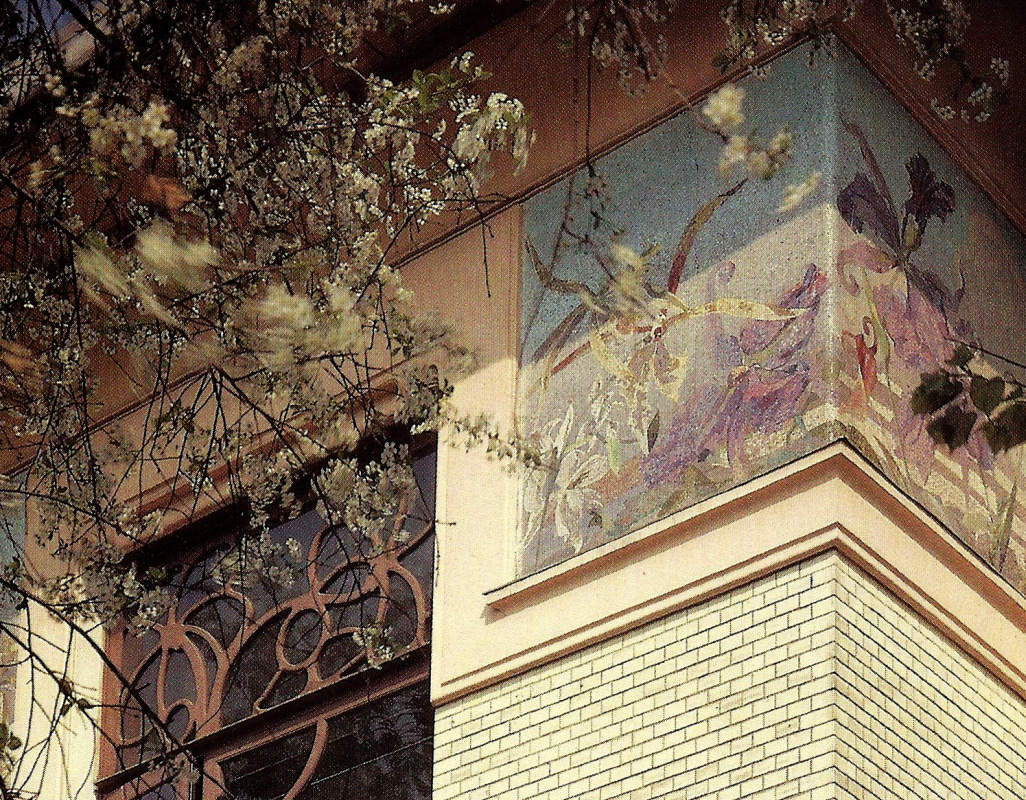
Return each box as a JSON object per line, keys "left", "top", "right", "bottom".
{"left": 97, "top": 440, "right": 437, "bottom": 800}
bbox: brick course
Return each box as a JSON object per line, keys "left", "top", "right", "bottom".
{"left": 434, "top": 552, "right": 1026, "bottom": 799}
{"left": 833, "top": 559, "right": 1026, "bottom": 799}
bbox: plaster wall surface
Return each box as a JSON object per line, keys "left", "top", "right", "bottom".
{"left": 433, "top": 551, "right": 1026, "bottom": 800}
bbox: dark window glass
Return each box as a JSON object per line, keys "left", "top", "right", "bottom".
{"left": 221, "top": 726, "right": 318, "bottom": 800}
{"left": 221, "top": 681, "right": 432, "bottom": 800}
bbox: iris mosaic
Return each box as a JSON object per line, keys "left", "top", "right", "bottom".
{"left": 516, "top": 46, "right": 1026, "bottom": 585}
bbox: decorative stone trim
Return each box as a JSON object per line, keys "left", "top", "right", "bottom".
{"left": 434, "top": 442, "right": 1026, "bottom": 707}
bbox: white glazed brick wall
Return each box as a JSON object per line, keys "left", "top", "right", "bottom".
{"left": 433, "top": 551, "right": 1026, "bottom": 800}
{"left": 435, "top": 553, "right": 843, "bottom": 800}
{"left": 832, "top": 559, "right": 1026, "bottom": 800}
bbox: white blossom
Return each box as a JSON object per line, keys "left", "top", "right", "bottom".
{"left": 702, "top": 84, "right": 745, "bottom": 132}
{"left": 719, "top": 134, "right": 750, "bottom": 176}
{"left": 991, "top": 57, "right": 1011, "bottom": 85}
{"left": 777, "top": 171, "right": 821, "bottom": 213}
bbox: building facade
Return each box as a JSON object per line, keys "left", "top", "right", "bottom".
{"left": 8, "top": 2, "right": 1026, "bottom": 799}
{"left": 422, "top": 5, "right": 1026, "bottom": 799}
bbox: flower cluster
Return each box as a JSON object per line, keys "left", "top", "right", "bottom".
{"left": 563, "top": 0, "right": 678, "bottom": 95}
{"left": 718, "top": 0, "right": 845, "bottom": 72}
{"left": 0, "top": 10, "right": 536, "bottom": 777}
{"left": 714, "top": 0, "right": 1009, "bottom": 128}
{"left": 57, "top": 93, "right": 178, "bottom": 166}
{"left": 886, "top": 0, "right": 967, "bottom": 72}
{"left": 211, "top": 531, "right": 304, "bottom": 594}
{"left": 316, "top": 441, "right": 419, "bottom": 552}
{"left": 778, "top": 171, "right": 822, "bottom": 213}
{"left": 883, "top": 0, "right": 1011, "bottom": 124}
{"left": 702, "top": 83, "right": 746, "bottom": 131}
{"left": 701, "top": 83, "right": 815, "bottom": 212}
{"left": 352, "top": 622, "right": 396, "bottom": 668}
{"left": 451, "top": 88, "right": 534, "bottom": 185}
{"left": 717, "top": 130, "right": 792, "bottom": 180}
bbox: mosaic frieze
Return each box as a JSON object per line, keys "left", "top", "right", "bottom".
{"left": 516, "top": 46, "right": 1026, "bottom": 586}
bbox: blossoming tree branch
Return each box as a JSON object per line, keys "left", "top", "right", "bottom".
{"left": 0, "top": 0, "right": 533, "bottom": 794}
{"left": 0, "top": 0, "right": 1014, "bottom": 797}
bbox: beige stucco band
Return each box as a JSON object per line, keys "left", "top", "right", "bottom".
{"left": 432, "top": 441, "right": 1026, "bottom": 707}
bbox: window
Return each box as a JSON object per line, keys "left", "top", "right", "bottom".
{"left": 99, "top": 444, "right": 437, "bottom": 800}
{"left": 218, "top": 682, "right": 432, "bottom": 800}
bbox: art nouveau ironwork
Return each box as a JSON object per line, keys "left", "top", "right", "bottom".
{"left": 102, "top": 447, "right": 436, "bottom": 800}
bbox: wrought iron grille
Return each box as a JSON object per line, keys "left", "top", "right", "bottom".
{"left": 101, "top": 446, "right": 436, "bottom": 800}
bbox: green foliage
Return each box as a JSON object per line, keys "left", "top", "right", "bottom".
{"left": 912, "top": 347, "right": 1026, "bottom": 455}
{"left": 948, "top": 342, "right": 974, "bottom": 367}
{"left": 982, "top": 402, "right": 1026, "bottom": 454}
{"left": 925, "top": 405, "right": 976, "bottom": 450}
{"left": 0, "top": 720, "right": 22, "bottom": 782}
{"left": 969, "top": 375, "right": 1005, "bottom": 416}
{"left": 910, "top": 371, "right": 963, "bottom": 415}
{"left": 0, "top": 722, "right": 21, "bottom": 753}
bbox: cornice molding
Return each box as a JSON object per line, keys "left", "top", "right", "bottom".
{"left": 433, "top": 442, "right": 1026, "bottom": 707}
